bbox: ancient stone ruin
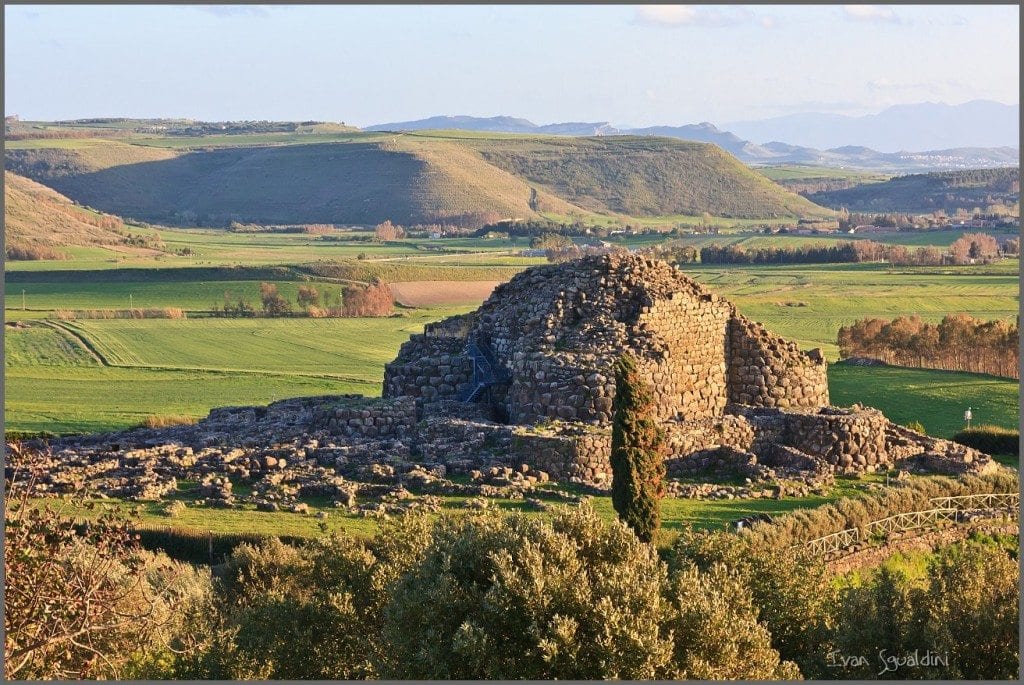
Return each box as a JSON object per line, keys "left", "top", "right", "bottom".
{"left": 22, "top": 254, "right": 995, "bottom": 513}
{"left": 382, "top": 254, "right": 991, "bottom": 482}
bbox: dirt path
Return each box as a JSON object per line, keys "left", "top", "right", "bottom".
{"left": 42, "top": 320, "right": 109, "bottom": 366}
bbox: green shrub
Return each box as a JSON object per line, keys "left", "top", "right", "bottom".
{"left": 671, "top": 528, "right": 836, "bottom": 678}
{"left": 917, "top": 542, "right": 1020, "bottom": 679}
{"left": 833, "top": 566, "right": 922, "bottom": 678}
{"left": 905, "top": 420, "right": 927, "bottom": 434}
{"left": 833, "top": 541, "right": 1019, "bottom": 679}
{"left": 203, "top": 536, "right": 378, "bottom": 679}
{"left": 952, "top": 424, "right": 1019, "bottom": 456}
{"left": 665, "top": 561, "right": 800, "bottom": 679}
{"left": 382, "top": 505, "right": 673, "bottom": 679}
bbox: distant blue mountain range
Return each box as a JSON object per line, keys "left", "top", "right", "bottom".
{"left": 366, "top": 101, "right": 1019, "bottom": 171}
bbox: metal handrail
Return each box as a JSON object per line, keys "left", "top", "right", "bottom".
{"left": 459, "top": 336, "right": 509, "bottom": 402}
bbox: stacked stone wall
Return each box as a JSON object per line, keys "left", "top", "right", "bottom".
{"left": 312, "top": 396, "right": 417, "bottom": 440}
{"left": 507, "top": 428, "right": 612, "bottom": 483}
{"left": 727, "top": 315, "right": 829, "bottom": 408}
{"left": 781, "top": 407, "right": 889, "bottom": 469}
{"left": 415, "top": 415, "right": 613, "bottom": 482}
{"left": 664, "top": 415, "right": 756, "bottom": 456}
{"left": 633, "top": 292, "right": 732, "bottom": 420}
{"left": 506, "top": 352, "right": 614, "bottom": 424}
{"left": 383, "top": 334, "right": 472, "bottom": 406}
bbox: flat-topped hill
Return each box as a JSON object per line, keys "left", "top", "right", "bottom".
{"left": 5, "top": 132, "right": 830, "bottom": 226}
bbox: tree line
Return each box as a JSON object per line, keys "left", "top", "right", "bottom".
{"left": 693, "top": 233, "right": 1012, "bottom": 266}
{"left": 838, "top": 314, "right": 1019, "bottom": 379}
{"left": 213, "top": 280, "right": 393, "bottom": 318}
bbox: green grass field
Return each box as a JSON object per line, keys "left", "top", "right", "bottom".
{"left": 687, "top": 260, "right": 1019, "bottom": 358}
{"left": 4, "top": 311, "right": 469, "bottom": 434}
{"left": 755, "top": 164, "right": 890, "bottom": 183}
{"left": 829, "top": 365, "right": 1018, "bottom": 438}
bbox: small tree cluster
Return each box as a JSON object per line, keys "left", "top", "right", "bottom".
{"left": 258, "top": 282, "right": 292, "bottom": 315}
{"left": 214, "top": 290, "right": 256, "bottom": 317}
{"left": 949, "top": 232, "right": 1000, "bottom": 263}
{"left": 698, "top": 240, "right": 957, "bottom": 267}
{"left": 700, "top": 242, "right": 860, "bottom": 265}
{"left": 838, "top": 313, "right": 1019, "bottom": 378}
{"left": 373, "top": 220, "right": 405, "bottom": 241}
{"left": 341, "top": 278, "right": 393, "bottom": 317}
{"left": 296, "top": 285, "right": 320, "bottom": 308}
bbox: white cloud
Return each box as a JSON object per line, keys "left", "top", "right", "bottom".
{"left": 843, "top": 5, "right": 900, "bottom": 23}
{"left": 634, "top": 5, "right": 774, "bottom": 28}
{"left": 194, "top": 5, "right": 269, "bottom": 19}
{"left": 635, "top": 5, "right": 702, "bottom": 26}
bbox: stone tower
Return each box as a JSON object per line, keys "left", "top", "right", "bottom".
{"left": 384, "top": 254, "right": 828, "bottom": 424}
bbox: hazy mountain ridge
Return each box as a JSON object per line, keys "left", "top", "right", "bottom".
{"left": 725, "top": 100, "right": 1018, "bottom": 152}
{"left": 366, "top": 102, "right": 1019, "bottom": 171}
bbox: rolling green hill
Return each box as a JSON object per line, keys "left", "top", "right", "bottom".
{"left": 464, "top": 134, "right": 829, "bottom": 218}
{"left": 5, "top": 131, "right": 831, "bottom": 227}
{"left": 4, "top": 171, "right": 129, "bottom": 251}
{"left": 806, "top": 166, "right": 1020, "bottom": 212}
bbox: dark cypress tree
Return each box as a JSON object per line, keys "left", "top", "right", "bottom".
{"left": 610, "top": 353, "right": 666, "bottom": 543}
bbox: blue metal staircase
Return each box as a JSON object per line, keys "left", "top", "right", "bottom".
{"left": 459, "top": 336, "right": 509, "bottom": 402}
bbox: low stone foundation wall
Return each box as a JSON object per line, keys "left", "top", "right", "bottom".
{"left": 412, "top": 415, "right": 613, "bottom": 483}
{"left": 664, "top": 414, "right": 756, "bottom": 455}
{"left": 731, "top": 405, "right": 889, "bottom": 470}
{"left": 782, "top": 406, "right": 889, "bottom": 469}
{"left": 666, "top": 446, "right": 761, "bottom": 478}
{"left": 514, "top": 427, "right": 611, "bottom": 483}
{"left": 312, "top": 396, "right": 417, "bottom": 440}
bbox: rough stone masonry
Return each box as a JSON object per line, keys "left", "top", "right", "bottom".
{"left": 383, "top": 254, "right": 992, "bottom": 481}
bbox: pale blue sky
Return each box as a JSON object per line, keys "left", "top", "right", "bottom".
{"left": 4, "top": 4, "right": 1019, "bottom": 126}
